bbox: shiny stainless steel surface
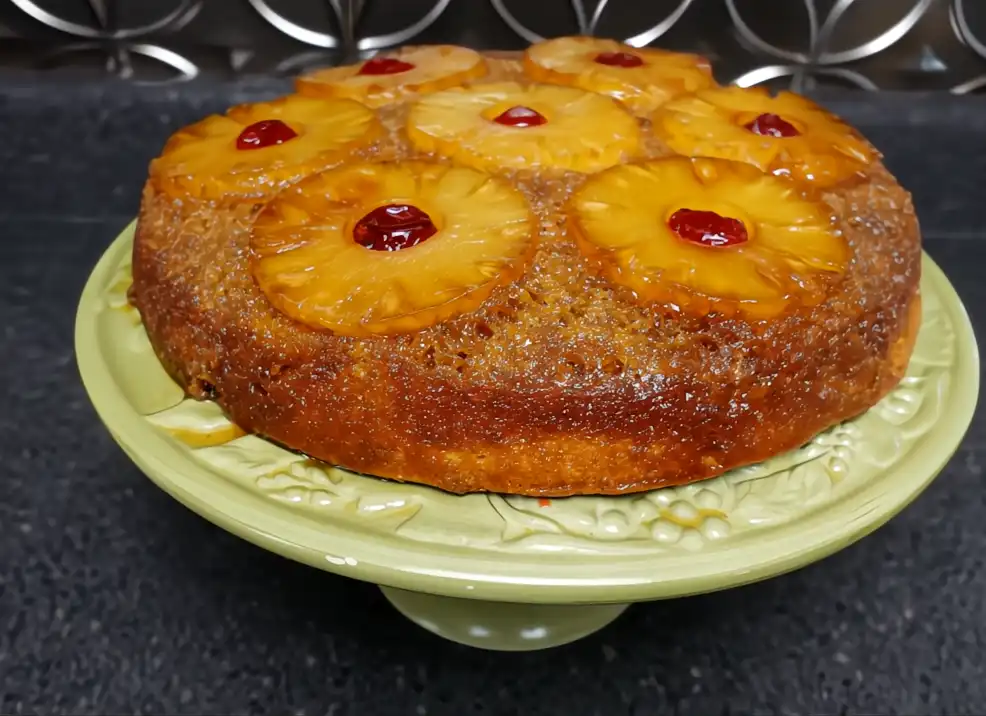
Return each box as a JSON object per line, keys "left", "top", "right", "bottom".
{"left": 1, "top": 0, "right": 984, "bottom": 90}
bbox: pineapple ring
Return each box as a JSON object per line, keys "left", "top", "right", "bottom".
{"left": 251, "top": 161, "right": 537, "bottom": 336}
{"left": 523, "top": 36, "right": 715, "bottom": 115}
{"left": 150, "top": 95, "right": 380, "bottom": 200}
{"left": 406, "top": 81, "right": 641, "bottom": 173}
{"left": 653, "top": 86, "right": 877, "bottom": 187}
{"left": 570, "top": 156, "right": 849, "bottom": 318}
{"left": 295, "top": 45, "right": 488, "bottom": 108}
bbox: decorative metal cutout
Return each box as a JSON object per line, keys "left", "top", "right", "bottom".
{"left": 488, "top": 0, "right": 699, "bottom": 47}
{"left": 3, "top": 0, "right": 986, "bottom": 90}
{"left": 726, "top": 0, "right": 936, "bottom": 90}
{"left": 245, "top": 0, "right": 454, "bottom": 56}
{"left": 951, "top": 0, "right": 986, "bottom": 93}
{"left": 9, "top": 0, "right": 203, "bottom": 82}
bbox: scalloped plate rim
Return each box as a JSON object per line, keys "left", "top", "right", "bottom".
{"left": 76, "top": 221, "right": 980, "bottom": 604}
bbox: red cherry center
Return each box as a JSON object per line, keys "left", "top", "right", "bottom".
{"left": 493, "top": 105, "right": 547, "bottom": 128}
{"left": 357, "top": 57, "right": 415, "bottom": 76}
{"left": 668, "top": 208, "right": 748, "bottom": 248}
{"left": 594, "top": 51, "right": 644, "bottom": 68}
{"left": 235, "top": 119, "right": 298, "bottom": 151}
{"left": 353, "top": 204, "right": 437, "bottom": 252}
{"left": 745, "top": 113, "right": 800, "bottom": 138}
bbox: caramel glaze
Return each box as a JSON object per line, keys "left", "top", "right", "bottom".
{"left": 130, "top": 52, "right": 922, "bottom": 496}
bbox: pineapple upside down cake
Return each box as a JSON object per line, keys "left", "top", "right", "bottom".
{"left": 131, "top": 38, "right": 921, "bottom": 497}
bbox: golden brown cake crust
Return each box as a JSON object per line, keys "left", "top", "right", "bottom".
{"left": 130, "top": 51, "right": 922, "bottom": 496}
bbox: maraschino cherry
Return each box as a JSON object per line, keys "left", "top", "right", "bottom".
{"left": 493, "top": 106, "right": 547, "bottom": 128}
{"left": 354, "top": 204, "right": 437, "bottom": 251}
{"left": 235, "top": 119, "right": 298, "bottom": 150}
{"left": 745, "top": 113, "right": 800, "bottom": 138}
{"left": 594, "top": 51, "right": 644, "bottom": 68}
{"left": 668, "top": 208, "right": 748, "bottom": 248}
{"left": 357, "top": 57, "right": 415, "bottom": 76}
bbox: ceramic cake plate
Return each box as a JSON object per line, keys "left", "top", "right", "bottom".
{"left": 77, "top": 222, "right": 979, "bottom": 651}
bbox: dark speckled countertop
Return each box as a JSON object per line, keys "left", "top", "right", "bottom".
{"left": 1, "top": 76, "right": 985, "bottom": 715}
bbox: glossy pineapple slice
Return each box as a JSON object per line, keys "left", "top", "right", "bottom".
{"left": 570, "top": 157, "right": 849, "bottom": 318}
{"left": 251, "top": 161, "right": 536, "bottom": 336}
{"left": 406, "top": 81, "right": 641, "bottom": 173}
{"left": 150, "top": 95, "right": 379, "bottom": 199}
{"left": 523, "top": 36, "right": 714, "bottom": 115}
{"left": 295, "top": 45, "right": 487, "bottom": 107}
{"left": 653, "top": 85, "right": 876, "bottom": 187}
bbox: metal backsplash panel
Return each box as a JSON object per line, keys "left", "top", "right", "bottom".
{"left": 1, "top": 0, "right": 985, "bottom": 91}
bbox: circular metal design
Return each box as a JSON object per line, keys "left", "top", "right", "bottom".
{"left": 128, "top": 44, "right": 200, "bottom": 83}
{"left": 245, "top": 0, "right": 453, "bottom": 52}
{"left": 725, "top": 0, "right": 935, "bottom": 67}
{"left": 818, "top": 0, "right": 935, "bottom": 66}
{"left": 951, "top": 0, "right": 986, "bottom": 61}
{"left": 625, "top": 0, "right": 698, "bottom": 48}
{"left": 731, "top": 64, "right": 878, "bottom": 91}
{"left": 9, "top": 0, "right": 202, "bottom": 40}
{"left": 952, "top": 75, "right": 986, "bottom": 94}
{"left": 725, "top": 0, "right": 814, "bottom": 63}
{"left": 245, "top": 0, "right": 338, "bottom": 48}
{"left": 357, "top": 0, "right": 454, "bottom": 51}
{"left": 488, "top": 0, "right": 544, "bottom": 43}
{"left": 274, "top": 50, "right": 339, "bottom": 76}
{"left": 489, "top": 0, "right": 699, "bottom": 47}
{"left": 12, "top": 0, "right": 202, "bottom": 82}
{"left": 34, "top": 42, "right": 198, "bottom": 83}
{"left": 571, "top": 0, "right": 590, "bottom": 36}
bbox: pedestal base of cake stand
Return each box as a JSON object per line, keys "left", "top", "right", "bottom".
{"left": 380, "top": 587, "right": 631, "bottom": 651}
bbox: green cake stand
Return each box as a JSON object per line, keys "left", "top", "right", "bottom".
{"left": 77, "top": 222, "right": 979, "bottom": 651}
